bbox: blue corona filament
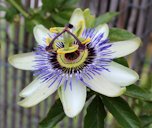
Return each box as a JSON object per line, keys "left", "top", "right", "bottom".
{"left": 33, "top": 28, "right": 113, "bottom": 90}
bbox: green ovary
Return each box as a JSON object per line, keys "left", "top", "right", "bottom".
{"left": 57, "top": 49, "right": 88, "bottom": 69}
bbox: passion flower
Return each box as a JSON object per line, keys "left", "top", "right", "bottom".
{"left": 8, "top": 8, "right": 141, "bottom": 117}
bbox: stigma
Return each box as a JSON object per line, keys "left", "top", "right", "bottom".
{"left": 45, "top": 23, "right": 89, "bottom": 54}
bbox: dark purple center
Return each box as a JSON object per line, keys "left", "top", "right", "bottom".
{"left": 65, "top": 50, "right": 80, "bottom": 61}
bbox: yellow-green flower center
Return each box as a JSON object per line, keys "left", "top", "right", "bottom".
{"left": 57, "top": 49, "right": 88, "bottom": 69}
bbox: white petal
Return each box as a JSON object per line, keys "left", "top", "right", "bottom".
{"left": 86, "top": 75, "right": 126, "bottom": 97}
{"left": 19, "top": 77, "right": 45, "bottom": 97}
{"left": 94, "top": 24, "right": 109, "bottom": 40}
{"left": 18, "top": 78, "right": 61, "bottom": 107}
{"left": 101, "top": 61, "right": 139, "bottom": 86}
{"left": 69, "top": 8, "right": 85, "bottom": 28}
{"left": 109, "top": 37, "right": 141, "bottom": 58}
{"left": 33, "top": 25, "right": 51, "bottom": 46}
{"left": 58, "top": 78, "right": 86, "bottom": 118}
{"left": 8, "top": 52, "right": 36, "bottom": 70}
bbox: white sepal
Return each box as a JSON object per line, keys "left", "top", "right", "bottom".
{"left": 33, "top": 25, "right": 51, "bottom": 46}
{"left": 19, "top": 77, "right": 46, "bottom": 97}
{"left": 101, "top": 61, "right": 139, "bottom": 86}
{"left": 86, "top": 75, "right": 126, "bottom": 97}
{"left": 109, "top": 37, "right": 141, "bottom": 58}
{"left": 58, "top": 78, "right": 86, "bottom": 118}
{"left": 8, "top": 52, "right": 36, "bottom": 70}
{"left": 94, "top": 24, "right": 109, "bottom": 40}
{"left": 18, "top": 78, "right": 62, "bottom": 107}
{"left": 69, "top": 8, "right": 85, "bottom": 28}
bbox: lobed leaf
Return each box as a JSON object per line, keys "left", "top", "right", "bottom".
{"left": 62, "top": 0, "right": 80, "bottom": 8}
{"left": 84, "top": 96, "right": 106, "bottom": 128}
{"left": 39, "top": 99, "right": 65, "bottom": 128}
{"left": 95, "top": 12, "right": 119, "bottom": 26}
{"left": 52, "top": 13, "right": 69, "bottom": 26}
{"left": 125, "top": 85, "right": 152, "bottom": 102}
{"left": 102, "top": 96, "right": 141, "bottom": 128}
{"left": 5, "top": 7, "right": 19, "bottom": 22}
{"left": 114, "top": 57, "right": 129, "bottom": 67}
{"left": 42, "top": 0, "right": 64, "bottom": 12}
{"left": 140, "top": 115, "right": 152, "bottom": 127}
{"left": 109, "top": 28, "right": 136, "bottom": 42}
{"left": 42, "top": 0, "right": 78, "bottom": 12}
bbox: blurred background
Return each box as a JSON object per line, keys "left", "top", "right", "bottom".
{"left": 0, "top": 0, "right": 152, "bottom": 128}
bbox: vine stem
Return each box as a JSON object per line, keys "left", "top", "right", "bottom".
{"left": 7, "top": 0, "right": 30, "bottom": 18}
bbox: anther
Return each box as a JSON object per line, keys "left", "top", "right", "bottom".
{"left": 79, "top": 44, "right": 86, "bottom": 51}
{"left": 45, "top": 46, "right": 51, "bottom": 51}
{"left": 66, "top": 23, "right": 73, "bottom": 29}
{"left": 50, "top": 27, "right": 58, "bottom": 33}
{"left": 45, "top": 43, "right": 53, "bottom": 52}
{"left": 81, "top": 38, "right": 91, "bottom": 45}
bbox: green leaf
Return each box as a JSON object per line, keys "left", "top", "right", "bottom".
{"left": 125, "top": 85, "right": 152, "bottom": 101}
{"left": 140, "top": 115, "right": 152, "bottom": 127}
{"left": 142, "top": 102, "right": 152, "bottom": 117}
{"left": 25, "top": 11, "right": 53, "bottom": 32}
{"left": 95, "top": 12, "right": 118, "bottom": 26}
{"left": 25, "top": 19, "right": 35, "bottom": 32}
{"left": 114, "top": 57, "right": 129, "bottom": 67}
{"left": 52, "top": 13, "right": 69, "bottom": 26}
{"left": 39, "top": 99, "right": 65, "bottom": 128}
{"left": 86, "top": 90, "right": 95, "bottom": 100}
{"left": 142, "top": 73, "right": 152, "bottom": 90}
{"left": 6, "top": 0, "right": 22, "bottom": 4}
{"left": 102, "top": 96, "right": 141, "bottom": 128}
{"left": 5, "top": 7, "right": 19, "bottom": 22}
{"left": 58, "top": 10, "right": 73, "bottom": 20}
{"left": 83, "top": 8, "right": 95, "bottom": 28}
{"left": 62, "top": 0, "right": 80, "bottom": 8}
{"left": 42, "top": 0, "right": 64, "bottom": 12}
{"left": 42, "top": 0, "right": 78, "bottom": 12}
{"left": 109, "top": 28, "right": 136, "bottom": 41}
{"left": 84, "top": 96, "right": 106, "bottom": 128}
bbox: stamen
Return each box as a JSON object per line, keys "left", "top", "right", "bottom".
{"left": 45, "top": 43, "right": 53, "bottom": 52}
{"left": 50, "top": 27, "right": 59, "bottom": 33}
{"left": 81, "top": 38, "right": 91, "bottom": 45}
{"left": 46, "top": 23, "right": 86, "bottom": 52}
{"left": 65, "top": 23, "right": 73, "bottom": 29}
{"left": 46, "top": 37, "right": 52, "bottom": 46}
{"left": 45, "top": 30, "right": 66, "bottom": 51}
{"left": 65, "top": 29, "right": 86, "bottom": 50}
